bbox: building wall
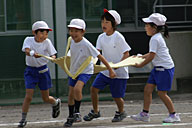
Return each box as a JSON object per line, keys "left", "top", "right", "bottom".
{"left": 165, "top": 31, "right": 192, "bottom": 90}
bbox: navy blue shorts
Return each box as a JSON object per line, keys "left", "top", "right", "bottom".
{"left": 68, "top": 74, "right": 92, "bottom": 87}
{"left": 24, "top": 65, "right": 52, "bottom": 90}
{"left": 92, "top": 73, "right": 127, "bottom": 98}
{"left": 147, "top": 67, "right": 174, "bottom": 91}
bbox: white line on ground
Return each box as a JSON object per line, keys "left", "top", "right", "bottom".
{"left": 0, "top": 112, "right": 192, "bottom": 127}
{"left": 96, "top": 123, "right": 192, "bottom": 128}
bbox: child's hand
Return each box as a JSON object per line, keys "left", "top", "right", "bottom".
{"left": 33, "top": 53, "right": 41, "bottom": 58}
{"left": 133, "top": 63, "right": 142, "bottom": 68}
{"left": 109, "top": 69, "right": 116, "bottom": 78}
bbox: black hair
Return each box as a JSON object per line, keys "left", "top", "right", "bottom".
{"left": 68, "top": 27, "right": 84, "bottom": 32}
{"left": 148, "top": 23, "right": 169, "bottom": 38}
{"left": 35, "top": 29, "right": 49, "bottom": 34}
{"left": 101, "top": 12, "right": 116, "bottom": 30}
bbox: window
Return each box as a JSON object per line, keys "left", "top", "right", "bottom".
{"left": 0, "top": 0, "right": 5, "bottom": 32}
{"left": 0, "top": 0, "right": 31, "bottom": 32}
{"left": 154, "top": 0, "right": 192, "bottom": 29}
{"left": 67, "top": 0, "right": 108, "bottom": 29}
{"left": 66, "top": 0, "right": 192, "bottom": 32}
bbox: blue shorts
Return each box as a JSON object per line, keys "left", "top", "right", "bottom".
{"left": 24, "top": 65, "right": 52, "bottom": 90}
{"left": 147, "top": 67, "right": 174, "bottom": 91}
{"left": 92, "top": 73, "right": 127, "bottom": 98}
{"left": 68, "top": 74, "right": 92, "bottom": 87}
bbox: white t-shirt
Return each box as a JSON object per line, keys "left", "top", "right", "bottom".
{"left": 96, "top": 31, "right": 131, "bottom": 79}
{"left": 22, "top": 37, "right": 57, "bottom": 67}
{"left": 70, "top": 37, "right": 100, "bottom": 75}
{"left": 149, "top": 33, "right": 174, "bottom": 69}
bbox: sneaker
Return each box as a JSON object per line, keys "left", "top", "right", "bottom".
{"left": 18, "top": 119, "right": 27, "bottom": 127}
{"left": 130, "top": 112, "right": 150, "bottom": 122}
{"left": 112, "top": 111, "right": 127, "bottom": 122}
{"left": 83, "top": 110, "right": 101, "bottom": 121}
{"left": 64, "top": 116, "right": 74, "bottom": 127}
{"left": 73, "top": 113, "right": 82, "bottom": 122}
{"left": 163, "top": 113, "right": 181, "bottom": 123}
{"left": 52, "top": 98, "right": 61, "bottom": 118}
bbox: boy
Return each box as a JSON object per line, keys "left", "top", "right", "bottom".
{"left": 18, "top": 21, "right": 61, "bottom": 127}
{"left": 64, "top": 18, "right": 116, "bottom": 127}
{"left": 83, "top": 9, "right": 131, "bottom": 122}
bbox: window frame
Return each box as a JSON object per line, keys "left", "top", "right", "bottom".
{"left": 0, "top": 0, "right": 32, "bottom": 35}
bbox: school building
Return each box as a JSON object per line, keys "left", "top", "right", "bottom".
{"left": 0, "top": 0, "right": 192, "bottom": 102}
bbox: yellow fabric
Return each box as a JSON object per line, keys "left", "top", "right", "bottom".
{"left": 63, "top": 37, "right": 93, "bottom": 79}
{"left": 38, "top": 54, "right": 145, "bottom": 75}
{"left": 38, "top": 37, "right": 145, "bottom": 79}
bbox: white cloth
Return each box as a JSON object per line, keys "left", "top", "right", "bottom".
{"left": 22, "top": 37, "right": 57, "bottom": 67}
{"left": 149, "top": 33, "right": 174, "bottom": 69}
{"left": 70, "top": 37, "right": 100, "bottom": 75}
{"left": 96, "top": 31, "right": 131, "bottom": 79}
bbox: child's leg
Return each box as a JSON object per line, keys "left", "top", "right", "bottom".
{"left": 22, "top": 89, "right": 34, "bottom": 113}
{"left": 158, "top": 91, "right": 175, "bottom": 113}
{"left": 40, "top": 89, "right": 56, "bottom": 104}
{"left": 73, "top": 80, "right": 84, "bottom": 113}
{"left": 18, "top": 89, "right": 34, "bottom": 127}
{"left": 143, "top": 83, "right": 156, "bottom": 111}
{"left": 41, "top": 89, "right": 61, "bottom": 118}
{"left": 113, "top": 98, "right": 124, "bottom": 113}
{"left": 74, "top": 80, "right": 84, "bottom": 101}
{"left": 68, "top": 86, "right": 75, "bottom": 117}
{"left": 91, "top": 86, "right": 100, "bottom": 113}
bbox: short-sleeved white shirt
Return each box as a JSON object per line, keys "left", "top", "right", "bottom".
{"left": 22, "top": 37, "right": 57, "bottom": 67}
{"left": 149, "top": 33, "right": 174, "bottom": 69}
{"left": 96, "top": 31, "right": 131, "bottom": 79}
{"left": 70, "top": 37, "right": 100, "bottom": 75}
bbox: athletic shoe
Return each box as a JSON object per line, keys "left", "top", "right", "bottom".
{"left": 18, "top": 119, "right": 27, "bottom": 127}
{"left": 112, "top": 111, "right": 127, "bottom": 122}
{"left": 64, "top": 116, "right": 74, "bottom": 127}
{"left": 83, "top": 110, "right": 101, "bottom": 121}
{"left": 130, "top": 112, "right": 150, "bottom": 122}
{"left": 163, "top": 113, "right": 181, "bottom": 123}
{"left": 52, "top": 98, "right": 61, "bottom": 118}
{"left": 73, "top": 113, "right": 82, "bottom": 122}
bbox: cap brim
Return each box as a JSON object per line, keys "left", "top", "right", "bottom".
{"left": 68, "top": 25, "right": 83, "bottom": 30}
{"left": 142, "top": 18, "right": 153, "bottom": 23}
{"left": 36, "top": 27, "right": 52, "bottom": 31}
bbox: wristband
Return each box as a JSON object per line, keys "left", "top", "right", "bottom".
{"left": 30, "top": 50, "right": 35, "bottom": 56}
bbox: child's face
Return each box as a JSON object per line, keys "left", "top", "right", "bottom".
{"left": 33, "top": 29, "right": 49, "bottom": 42}
{"left": 69, "top": 28, "right": 85, "bottom": 43}
{"left": 144, "top": 24, "right": 157, "bottom": 36}
{"left": 101, "top": 18, "right": 114, "bottom": 35}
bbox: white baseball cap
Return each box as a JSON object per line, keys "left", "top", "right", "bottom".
{"left": 104, "top": 9, "right": 121, "bottom": 25}
{"left": 142, "top": 13, "right": 167, "bottom": 26}
{"left": 68, "top": 19, "right": 86, "bottom": 30}
{"left": 32, "top": 21, "right": 52, "bottom": 31}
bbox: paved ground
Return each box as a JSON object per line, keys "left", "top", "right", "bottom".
{"left": 0, "top": 93, "right": 192, "bottom": 128}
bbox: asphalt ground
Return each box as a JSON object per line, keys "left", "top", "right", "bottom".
{"left": 0, "top": 93, "right": 192, "bottom": 128}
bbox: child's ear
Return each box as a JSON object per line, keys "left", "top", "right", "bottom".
{"left": 32, "top": 30, "right": 36, "bottom": 35}
{"left": 82, "top": 30, "right": 86, "bottom": 34}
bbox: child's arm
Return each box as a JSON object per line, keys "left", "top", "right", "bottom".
{"left": 141, "top": 53, "right": 150, "bottom": 59}
{"left": 120, "top": 51, "right": 130, "bottom": 61}
{"left": 50, "top": 55, "right": 56, "bottom": 59}
{"left": 97, "top": 54, "right": 116, "bottom": 78}
{"left": 24, "top": 48, "right": 31, "bottom": 56}
{"left": 135, "top": 52, "right": 155, "bottom": 68}
{"left": 24, "top": 48, "right": 41, "bottom": 58}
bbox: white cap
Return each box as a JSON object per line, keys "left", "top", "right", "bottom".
{"left": 142, "top": 13, "right": 167, "bottom": 26}
{"left": 68, "top": 19, "right": 86, "bottom": 30}
{"left": 32, "top": 21, "right": 52, "bottom": 31}
{"left": 104, "top": 9, "right": 121, "bottom": 24}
